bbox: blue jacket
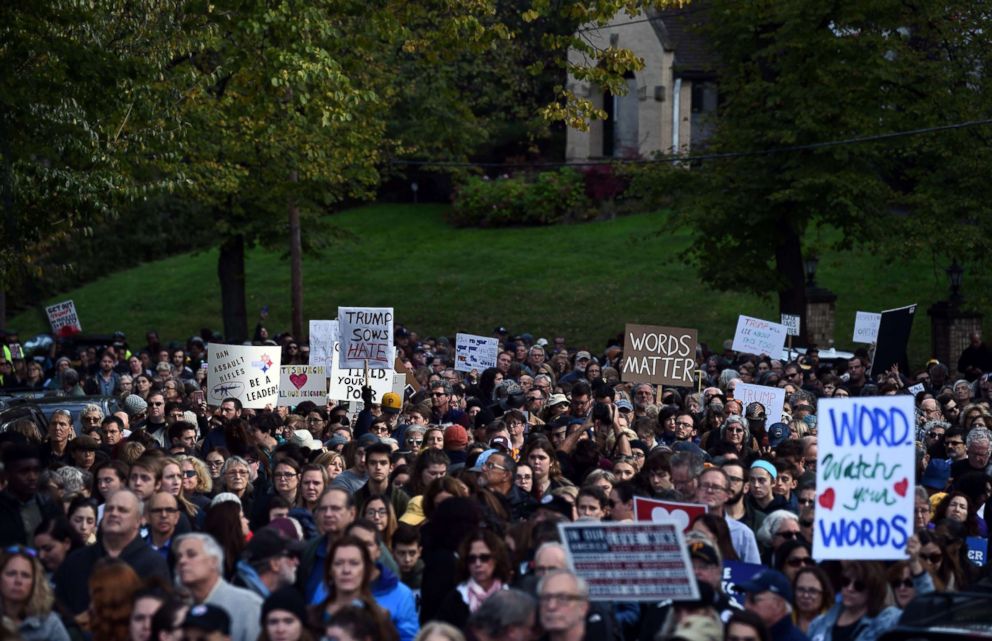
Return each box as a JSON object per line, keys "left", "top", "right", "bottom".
{"left": 372, "top": 563, "right": 420, "bottom": 641}
{"left": 807, "top": 571, "right": 934, "bottom": 641}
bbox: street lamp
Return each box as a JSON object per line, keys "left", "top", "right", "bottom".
{"left": 804, "top": 254, "right": 819, "bottom": 288}
{"left": 947, "top": 259, "right": 963, "bottom": 304}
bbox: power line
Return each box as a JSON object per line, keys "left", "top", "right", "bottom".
{"left": 388, "top": 118, "right": 992, "bottom": 170}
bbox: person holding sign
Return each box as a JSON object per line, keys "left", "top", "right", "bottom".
{"left": 806, "top": 543, "right": 933, "bottom": 641}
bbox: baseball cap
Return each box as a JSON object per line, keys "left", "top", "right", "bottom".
{"left": 243, "top": 527, "right": 304, "bottom": 564}
{"left": 469, "top": 449, "right": 499, "bottom": 473}
{"left": 381, "top": 392, "right": 402, "bottom": 415}
{"left": 686, "top": 536, "right": 721, "bottom": 567}
{"left": 735, "top": 568, "right": 793, "bottom": 602}
{"left": 547, "top": 394, "right": 569, "bottom": 408}
{"left": 616, "top": 398, "right": 634, "bottom": 412}
{"left": 183, "top": 604, "right": 230, "bottom": 635}
{"left": 575, "top": 351, "right": 592, "bottom": 362}
{"left": 489, "top": 436, "right": 511, "bottom": 452}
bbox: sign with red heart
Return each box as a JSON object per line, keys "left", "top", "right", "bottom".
{"left": 633, "top": 497, "right": 708, "bottom": 532}
{"left": 278, "top": 365, "right": 327, "bottom": 407}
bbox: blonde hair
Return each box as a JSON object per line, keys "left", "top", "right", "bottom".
{"left": 0, "top": 550, "right": 54, "bottom": 619}
{"left": 176, "top": 454, "right": 213, "bottom": 494}
{"left": 414, "top": 622, "right": 465, "bottom": 641}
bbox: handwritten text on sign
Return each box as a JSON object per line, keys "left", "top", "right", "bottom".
{"left": 731, "top": 315, "right": 788, "bottom": 356}
{"left": 558, "top": 521, "right": 699, "bottom": 602}
{"left": 309, "top": 320, "right": 338, "bottom": 373}
{"left": 454, "top": 333, "right": 499, "bottom": 372}
{"left": 328, "top": 342, "right": 396, "bottom": 402}
{"left": 337, "top": 307, "right": 393, "bottom": 369}
{"left": 622, "top": 324, "right": 697, "bottom": 386}
{"left": 813, "top": 395, "right": 914, "bottom": 561}
{"left": 853, "top": 311, "right": 881, "bottom": 343}
{"left": 278, "top": 365, "right": 327, "bottom": 407}
{"left": 45, "top": 300, "right": 82, "bottom": 335}
{"left": 781, "top": 314, "right": 800, "bottom": 337}
{"left": 207, "top": 343, "right": 281, "bottom": 409}
{"left": 733, "top": 383, "right": 786, "bottom": 425}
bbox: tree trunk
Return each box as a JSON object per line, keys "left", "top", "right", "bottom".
{"left": 218, "top": 233, "right": 248, "bottom": 343}
{"left": 775, "top": 221, "right": 808, "bottom": 348}
{"left": 289, "top": 172, "right": 303, "bottom": 339}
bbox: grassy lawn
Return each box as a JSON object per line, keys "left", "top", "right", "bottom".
{"left": 10, "top": 203, "right": 985, "bottom": 368}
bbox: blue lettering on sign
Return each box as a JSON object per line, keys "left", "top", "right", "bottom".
{"left": 818, "top": 515, "right": 908, "bottom": 549}
{"left": 828, "top": 405, "right": 911, "bottom": 447}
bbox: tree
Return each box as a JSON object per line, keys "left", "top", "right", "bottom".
{"left": 666, "top": 0, "right": 992, "bottom": 341}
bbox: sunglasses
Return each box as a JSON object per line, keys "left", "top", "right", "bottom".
{"left": 5, "top": 545, "right": 37, "bottom": 558}
{"left": 183, "top": 470, "right": 198, "bottom": 478}
{"left": 920, "top": 552, "right": 943, "bottom": 564}
{"left": 843, "top": 578, "right": 866, "bottom": 592}
{"left": 786, "top": 557, "right": 816, "bottom": 568}
{"left": 890, "top": 578, "right": 913, "bottom": 589}
{"left": 466, "top": 554, "right": 492, "bottom": 564}
{"left": 776, "top": 531, "right": 801, "bottom": 540}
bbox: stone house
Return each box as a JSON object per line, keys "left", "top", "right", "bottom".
{"left": 565, "top": 4, "right": 716, "bottom": 161}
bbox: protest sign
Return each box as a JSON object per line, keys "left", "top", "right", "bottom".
{"left": 278, "top": 365, "right": 327, "bottom": 407}
{"left": 308, "top": 320, "right": 338, "bottom": 372}
{"left": 558, "top": 521, "right": 699, "bottom": 602}
{"left": 337, "top": 307, "right": 393, "bottom": 369}
{"left": 632, "top": 497, "right": 707, "bottom": 531}
{"left": 907, "top": 383, "right": 925, "bottom": 397}
{"left": 852, "top": 311, "right": 881, "bottom": 344}
{"left": 870, "top": 304, "right": 916, "bottom": 378}
{"left": 207, "top": 344, "right": 281, "bottom": 409}
{"left": 45, "top": 300, "right": 82, "bottom": 337}
{"left": 722, "top": 561, "right": 765, "bottom": 608}
{"left": 731, "top": 315, "right": 788, "bottom": 356}
{"left": 328, "top": 341, "right": 396, "bottom": 402}
{"left": 621, "top": 324, "right": 697, "bottom": 386}
{"left": 454, "top": 333, "right": 499, "bottom": 372}
{"left": 392, "top": 373, "right": 407, "bottom": 396}
{"left": 967, "top": 537, "right": 987, "bottom": 567}
{"left": 814, "top": 395, "right": 915, "bottom": 560}
{"left": 781, "top": 314, "right": 801, "bottom": 337}
{"left": 733, "top": 383, "right": 786, "bottom": 425}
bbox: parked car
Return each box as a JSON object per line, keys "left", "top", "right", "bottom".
{"left": 0, "top": 402, "right": 48, "bottom": 439}
{"left": 880, "top": 590, "right": 992, "bottom": 641}
{"left": 0, "top": 394, "right": 120, "bottom": 435}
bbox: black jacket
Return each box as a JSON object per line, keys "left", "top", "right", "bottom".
{"left": 54, "top": 535, "right": 170, "bottom": 615}
{"left": 0, "top": 491, "right": 62, "bottom": 547}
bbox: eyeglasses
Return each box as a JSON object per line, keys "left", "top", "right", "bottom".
{"left": 183, "top": 470, "right": 198, "bottom": 478}
{"left": 538, "top": 593, "right": 584, "bottom": 605}
{"left": 776, "top": 531, "right": 801, "bottom": 540}
{"left": 466, "top": 553, "right": 492, "bottom": 564}
{"left": 407, "top": 439, "right": 423, "bottom": 447}
{"left": 5, "top": 545, "right": 37, "bottom": 558}
{"left": 206, "top": 459, "right": 225, "bottom": 467}
{"left": 920, "top": 552, "right": 943, "bottom": 564}
{"left": 484, "top": 461, "right": 507, "bottom": 472}
{"left": 274, "top": 472, "right": 299, "bottom": 479}
{"left": 786, "top": 557, "right": 816, "bottom": 568}
{"left": 366, "top": 508, "right": 388, "bottom": 517}
{"left": 430, "top": 392, "right": 447, "bottom": 397}
{"left": 726, "top": 475, "right": 744, "bottom": 484}
{"left": 149, "top": 401, "right": 164, "bottom": 406}
{"left": 699, "top": 483, "right": 728, "bottom": 493}
{"left": 890, "top": 578, "right": 913, "bottom": 589}
{"left": 149, "top": 507, "right": 180, "bottom": 516}
{"left": 795, "top": 586, "right": 822, "bottom": 597}
{"left": 843, "top": 578, "right": 866, "bottom": 592}
{"left": 946, "top": 440, "right": 965, "bottom": 447}
{"left": 727, "top": 427, "right": 745, "bottom": 433}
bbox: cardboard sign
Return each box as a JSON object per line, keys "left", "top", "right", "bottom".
{"left": 558, "top": 521, "right": 699, "bottom": 602}
{"left": 392, "top": 373, "right": 408, "bottom": 396}
{"left": 907, "top": 383, "right": 925, "bottom": 397}
{"left": 337, "top": 307, "right": 393, "bottom": 369}
{"left": 328, "top": 341, "right": 396, "bottom": 402}
{"left": 45, "top": 300, "right": 82, "bottom": 337}
{"left": 852, "top": 311, "right": 881, "bottom": 344}
{"left": 207, "top": 343, "right": 281, "bottom": 409}
{"left": 278, "top": 365, "right": 328, "bottom": 407}
{"left": 621, "top": 324, "right": 698, "bottom": 386}
{"left": 454, "top": 333, "right": 499, "bottom": 372}
{"left": 722, "top": 561, "right": 766, "bottom": 608}
{"left": 309, "top": 320, "right": 338, "bottom": 372}
{"left": 632, "top": 497, "right": 707, "bottom": 531}
{"left": 967, "top": 537, "right": 987, "bottom": 567}
{"left": 781, "top": 314, "right": 801, "bottom": 337}
{"left": 733, "top": 383, "right": 786, "bottom": 425}
{"left": 813, "top": 395, "right": 915, "bottom": 560}
{"left": 731, "top": 315, "right": 788, "bottom": 357}
{"left": 870, "top": 304, "right": 916, "bottom": 378}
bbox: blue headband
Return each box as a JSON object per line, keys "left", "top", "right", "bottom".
{"left": 750, "top": 460, "right": 778, "bottom": 480}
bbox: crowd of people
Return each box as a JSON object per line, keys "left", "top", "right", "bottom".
{"left": 0, "top": 323, "right": 990, "bottom": 641}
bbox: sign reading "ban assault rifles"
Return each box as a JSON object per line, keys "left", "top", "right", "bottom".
{"left": 621, "top": 324, "right": 697, "bottom": 387}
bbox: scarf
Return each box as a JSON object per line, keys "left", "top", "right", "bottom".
{"left": 466, "top": 578, "right": 502, "bottom": 612}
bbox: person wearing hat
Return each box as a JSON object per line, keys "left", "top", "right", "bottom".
{"left": 69, "top": 435, "right": 102, "bottom": 472}
{"left": 443, "top": 424, "right": 469, "bottom": 466}
{"left": 355, "top": 385, "right": 403, "bottom": 439}
{"left": 233, "top": 527, "right": 303, "bottom": 598}
{"left": 259, "top": 586, "right": 313, "bottom": 641}
{"left": 746, "top": 460, "right": 789, "bottom": 517}
{"left": 736, "top": 569, "right": 807, "bottom": 641}
{"left": 546, "top": 394, "right": 570, "bottom": 421}
{"left": 558, "top": 352, "right": 593, "bottom": 385}
{"left": 182, "top": 603, "right": 231, "bottom": 641}
{"left": 429, "top": 380, "right": 465, "bottom": 425}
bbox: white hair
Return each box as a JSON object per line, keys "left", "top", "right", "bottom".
{"left": 757, "top": 509, "right": 800, "bottom": 548}
{"left": 175, "top": 532, "right": 224, "bottom": 576}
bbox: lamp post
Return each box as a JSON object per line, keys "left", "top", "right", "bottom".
{"left": 947, "top": 259, "right": 963, "bottom": 305}
{"left": 803, "top": 254, "right": 819, "bottom": 288}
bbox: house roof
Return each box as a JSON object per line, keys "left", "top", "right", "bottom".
{"left": 648, "top": 1, "right": 716, "bottom": 78}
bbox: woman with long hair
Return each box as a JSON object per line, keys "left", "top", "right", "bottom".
{"left": 128, "top": 582, "right": 172, "bottom": 641}
{"left": 725, "top": 610, "right": 770, "bottom": 641}
{"left": 933, "top": 491, "right": 983, "bottom": 536}
{"left": 0, "top": 546, "right": 70, "bottom": 641}
{"left": 202, "top": 501, "right": 248, "bottom": 580}
{"left": 773, "top": 539, "right": 815, "bottom": 584}
{"left": 363, "top": 495, "right": 398, "bottom": 549}
{"left": 524, "top": 436, "right": 569, "bottom": 500}
{"left": 690, "top": 513, "right": 739, "bottom": 562}
{"left": 435, "top": 530, "right": 512, "bottom": 629}
{"left": 33, "top": 517, "right": 83, "bottom": 580}
{"left": 313, "top": 451, "right": 345, "bottom": 483}
{"left": 272, "top": 458, "right": 303, "bottom": 507}
{"left": 67, "top": 495, "right": 99, "bottom": 546}
{"left": 313, "top": 536, "right": 397, "bottom": 641}
{"left": 299, "top": 464, "right": 328, "bottom": 512}
{"left": 175, "top": 455, "right": 212, "bottom": 511}
{"left": 637, "top": 449, "right": 673, "bottom": 497}
{"left": 792, "top": 565, "right": 832, "bottom": 634}
{"left": 160, "top": 457, "right": 200, "bottom": 522}
{"left": 88, "top": 558, "right": 143, "bottom": 641}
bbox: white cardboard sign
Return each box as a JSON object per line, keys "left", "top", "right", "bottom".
{"left": 309, "top": 320, "right": 338, "bottom": 372}
{"left": 278, "top": 365, "right": 328, "bottom": 407}
{"left": 731, "top": 315, "right": 788, "bottom": 356}
{"left": 45, "top": 300, "right": 82, "bottom": 336}
{"left": 454, "top": 333, "right": 499, "bottom": 372}
{"left": 852, "top": 311, "right": 881, "bottom": 343}
{"left": 328, "top": 341, "right": 396, "bottom": 402}
{"left": 813, "top": 395, "right": 915, "bottom": 561}
{"left": 207, "top": 343, "right": 281, "bottom": 409}
{"left": 337, "top": 307, "right": 393, "bottom": 369}
{"left": 781, "top": 314, "right": 801, "bottom": 337}
{"left": 733, "top": 383, "right": 786, "bottom": 425}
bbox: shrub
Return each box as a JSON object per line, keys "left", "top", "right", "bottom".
{"left": 449, "top": 167, "right": 591, "bottom": 227}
